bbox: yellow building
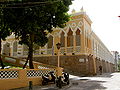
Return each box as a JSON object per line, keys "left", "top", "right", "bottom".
{"left": 1, "top": 8, "right": 115, "bottom": 76}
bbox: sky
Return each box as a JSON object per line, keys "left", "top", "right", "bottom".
{"left": 69, "top": 0, "right": 120, "bottom": 53}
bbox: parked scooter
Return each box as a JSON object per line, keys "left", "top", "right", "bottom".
{"left": 62, "top": 72, "right": 69, "bottom": 85}
{"left": 42, "top": 71, "right": 56, "bottom": 85}
{"left": 56, "top": 72, "right": 69, "bottom": 88}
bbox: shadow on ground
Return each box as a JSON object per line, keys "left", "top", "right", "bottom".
{"left": 12, "top": 73, "right": 113, "bottom": 90}
{"left": 67, "top": 79, "right": 107, "bottom": 90}
{"left": 11, "top": 79, "right": 107, "bottom": 90}
{"left": 95, "top": 73, "right": 113, "bottom": 78}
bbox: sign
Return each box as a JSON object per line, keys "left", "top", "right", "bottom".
{"left": 79, "top": 59, "right": 84, "bottom": 62}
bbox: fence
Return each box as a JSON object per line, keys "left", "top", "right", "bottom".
{"left": 0, "top": 68, "right": 56, "bottom": 90}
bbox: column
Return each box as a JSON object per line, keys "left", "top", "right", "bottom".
{"left": 10, "top": 42, "right": 13, "bottom": 56}
{"left": 1, "top": 43, "right": 3, "bottom": 54}
{"left": 80, "top": 30, "right": 86, "bottom": 54}
{"left": 64, "top": 34, "right": 67, "bottom": 53}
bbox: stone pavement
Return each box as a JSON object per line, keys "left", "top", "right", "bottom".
{"left": 12, "top": 72, "right": 120, "bottom": 90}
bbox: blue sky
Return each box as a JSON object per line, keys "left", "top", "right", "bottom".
{"left": 69, "top": 0, "right": 120, "bottom": 53}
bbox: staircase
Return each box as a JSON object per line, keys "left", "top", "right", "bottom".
{"left": 0, "top": 54, "right": 57, "bottom": 69}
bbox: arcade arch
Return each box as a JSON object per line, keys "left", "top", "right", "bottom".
{"left": 67, "top": 28, "right": 73, "bottom": 47}
{"left": 60, "top": 31, "right": 65, "bottom": 47}
{"left": 47, "top": 35, "right": 53, "bottom": 49}
{"left": 2, "top": 42, "right": 10, "bottom": 56}
{"left": 76, "top": 29, "right": 81, "bottom": 46}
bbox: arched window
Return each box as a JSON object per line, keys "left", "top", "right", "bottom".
{"left": 67, "top": 29, "right": 73, "bottom": 47}
{"left": 48, "top": 35, "right": 53, "bottom": 49}
{"left": 76, "top": 29, "right": 81, "bottom": 46}
{"left": 60, "top": 31, "right": 65, "bottom": 47}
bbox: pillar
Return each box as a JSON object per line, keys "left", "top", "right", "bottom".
{"left": 64, "top": 34, "right": 67, "bottom": 53}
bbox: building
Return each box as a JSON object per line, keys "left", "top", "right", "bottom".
{"left": 111, "top": 51, "right": 119, "bottom": 71}
{"left": 1, "top": 8, "right": 115, "bottom": 76}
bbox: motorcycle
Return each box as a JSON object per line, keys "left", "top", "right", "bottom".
{"left": 42, "top": 71, "right": 56, "bottom": 85}
{"left": 56, "top": 72, "right": 69, "bottom": 88}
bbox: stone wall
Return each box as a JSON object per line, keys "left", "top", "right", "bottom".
{"left": 33, "top": 55, "right": 87, "bottom": 76}
{"left": 32, "top": 55, "right": 115, "bottom": 76}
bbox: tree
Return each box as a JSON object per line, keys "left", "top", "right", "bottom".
{"left": 3, "top": 0, "right": 73, "bottom": 69}
{"left": 0, "top": 7, "right": 11, "bottom": 69}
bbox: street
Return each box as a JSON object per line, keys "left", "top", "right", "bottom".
{"left": 66, "top": 72, "right": 120, "bottom": 90}
{"left": 13, "top": 72, "right": 120, "bottom": 90}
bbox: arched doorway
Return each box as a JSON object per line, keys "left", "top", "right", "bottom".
{"left": 67, "top": 28, "right": 73, "bottom": 53}
{"left": 60, "top": 31, "right": 65, "bottom": 54}
{"left": 67, "top": 29, "right": 73, "bottom": 47}
{"left": 60, "top": 31, "right": 65, "bottom": 47}
{"left": 75, "top": 29, "right": 81, "bottom": 52}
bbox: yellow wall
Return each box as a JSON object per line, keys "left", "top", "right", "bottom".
{"left": 0, "top": 69, "right": 42, "bottom": 90}
{"left": 0, "top": 68, "right": 59, "bottom": 90}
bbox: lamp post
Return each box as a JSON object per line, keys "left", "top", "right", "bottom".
{"left": 56, "top": 42, "right": 61, "bottom": 67}
{"left": 56, "top": 42, "right": 63, "bottom": 88}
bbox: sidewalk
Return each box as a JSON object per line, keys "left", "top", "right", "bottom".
{"left": 11, "top": 84, "right": 70, "bottom": 90}
{"left": 67, "top": 72, "right": 120, "bottom": 90}
{"left": 12, "top": 72, "right": 120, "bottom": 90}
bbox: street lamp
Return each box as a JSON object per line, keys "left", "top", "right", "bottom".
{"left": 56, "top": 42, "right": 61, "bottom": 67}
{"left": 56, "top": 42, "right": 63, "bottom": 84}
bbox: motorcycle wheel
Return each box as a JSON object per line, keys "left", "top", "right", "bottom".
{"left": 58, "top": 77, "right": 62, "bottom": 88}
{"left": 67, "top": 80, "right": 70, "bottom": 85}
